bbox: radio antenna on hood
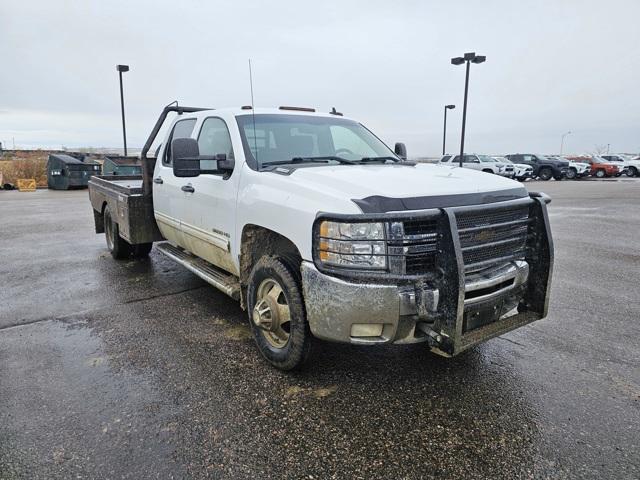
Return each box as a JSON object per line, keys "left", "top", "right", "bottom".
{"left": 248, "top": 59, "right": 258, "bottom": 165}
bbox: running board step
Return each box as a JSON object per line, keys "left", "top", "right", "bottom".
{"left": 156, "top": 242, "right": 240, "bottom": 300}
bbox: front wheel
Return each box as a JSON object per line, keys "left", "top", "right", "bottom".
{"left": 626, "top": 167, "right": 637, "bottom": 177}
{"left": 247, "top": 256, "right": 312, "bottom": 370}
{"left": 595, "top": 169, "right": 605, "bottom": 178}
{"left": 538, "top": 168, "right": 552, "bottom": 181}
{"left": 565, "top": 168, "right": 577, "bottom": 180}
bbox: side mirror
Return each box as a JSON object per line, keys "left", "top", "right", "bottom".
{"left": 172, "top": 138, "right": 201, "bottom": 178}
{"left": 172, "top": 137, "right": 235, "bottom": 177}
{"left": 394, "top": 142, "right": 407, "bottom": 160}
{"left": 213, "top": 153, "right": 235, "bottom": 173}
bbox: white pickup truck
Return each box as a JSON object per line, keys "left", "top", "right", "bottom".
{"left": 88, "top": 104, "right": 554, "bottom": 370}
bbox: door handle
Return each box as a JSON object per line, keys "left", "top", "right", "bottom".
{"left": 153, "top": 177, "right": 163, "bottom": 184}
{"left": 181, "top": 185, "right": 195, "bottom": 193}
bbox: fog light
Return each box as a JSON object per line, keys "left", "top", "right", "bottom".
{"left": 350, "top": 323, "right": 383, "bottom": 337}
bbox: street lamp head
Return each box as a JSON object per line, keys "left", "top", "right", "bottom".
{"left": 471, "top": 55, "right": 486, "bottom": 64}
{"left": 116, "top": 64, "right": 130, "bottom": 73}
{"left": 451, "top": 57, "right": 465, "bottom": 66}
{"left": 463, "top": 52, "right": 477, "bottom": 61}
{"left": 445, "top": 104, "right": 455, "bottom": 109}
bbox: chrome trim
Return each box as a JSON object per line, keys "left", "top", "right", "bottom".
{"left": 464, "top": 260, "right": 529, "bottom": 306}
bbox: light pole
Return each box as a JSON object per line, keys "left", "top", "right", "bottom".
{"left": 442, "top": 104, "right": 455, "bottom": 155}
{"left": 560, "top": 131, "right": 571, "bottom": 155}
{"left": 116, "top": 64, "right": 130, "bottom": 156}
{"left": 451, "top": 52, "right": 486, "bottom": 167}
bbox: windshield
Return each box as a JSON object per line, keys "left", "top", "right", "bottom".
{"left": 236, "top": 114, "right": 397, "bottom": 168}
{"left": 478, "top": 155, "right": 497, "bottom": 163}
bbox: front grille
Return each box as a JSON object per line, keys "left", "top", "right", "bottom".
{"left": 403, "top": 218, "right": 437, "bottom": 236}
{"left": 387, "top": 218, "right": 439, "bottom": 275}
{"left": 456, "top": 205, "right": 529, "bottom": 272}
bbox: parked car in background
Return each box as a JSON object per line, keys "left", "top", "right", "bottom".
{"left": 439, "top": 154, "right": 513, "bottom": 176}
{"left": 498, "top": 157, "right": 533, "bottom": 181}
{"left": 567, "top": 156, "right": 619, "bottom": 178}
{"left": 504, "top": 154, "right": 569, "bottom": 181}
{"left": 548, "top": 156, "right": 591, "bottom": 179}
{"left": 601, "top": 154, "right": 638, "bottom": 177}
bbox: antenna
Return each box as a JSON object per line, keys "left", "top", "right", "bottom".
{"left": 248, "top": 59, "right": 258, "bottom": 165}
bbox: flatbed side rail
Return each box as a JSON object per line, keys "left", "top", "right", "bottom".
{"left": 89, "top": 175, "right": 143, "bottom": 196}
{"left": 140, "top": 103, "right": 213, "bottom": 196}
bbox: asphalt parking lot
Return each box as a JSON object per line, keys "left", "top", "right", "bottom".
{"left": 1, "top": 179, "right": 639, "bottom": 479}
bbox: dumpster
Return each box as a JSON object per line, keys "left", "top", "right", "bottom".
{"left": 47, "top": 154, "right": 101, "bottom": 190}
{"left": 101, "top": 156, "right": 142, "bottom": 176}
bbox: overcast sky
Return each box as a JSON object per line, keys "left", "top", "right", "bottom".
{"left": 1, "top": 0, "right": 639, "bottom": 156}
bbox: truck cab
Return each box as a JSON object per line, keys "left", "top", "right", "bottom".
{"left": 89, "top": 105, "right": 554, "bottom": 370}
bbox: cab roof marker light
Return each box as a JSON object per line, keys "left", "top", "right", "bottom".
{"left": 279, "top": 106, "right": 316, "bottom": 112}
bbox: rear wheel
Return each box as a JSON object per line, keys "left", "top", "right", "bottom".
{"left": 565, "top": 168, "right": 577, "bottom": 180}
{"left": 104, "top": 206, "right": 134, "bottom": 259}
{"left": 538, "top": 168, "right": 552, "bottom": 181}
{"left": 595, "top": 169, "right": 605, "bottom": 178}
{"left": 627, "top": 167, "right": 637, "bottom": 177}
{"left": 247, "top": 256, "right": 312, "bottom": 370}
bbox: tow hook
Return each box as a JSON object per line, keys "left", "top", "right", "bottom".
{"left": 416, "top": 322, "right": 443, "bottom": 345}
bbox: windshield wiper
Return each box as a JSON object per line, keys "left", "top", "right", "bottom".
{"left": 359, "top": 156, "right": 400, "bottom": 163}
{"left": 262, "top": 156, "right": 357, "bottom": 167}
{"left": 292, "top": 156, "right": 357, "bottom": 165}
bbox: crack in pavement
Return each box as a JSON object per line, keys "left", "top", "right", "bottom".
{"left": 0, "top": 285, "right": 208, "bottom": 332}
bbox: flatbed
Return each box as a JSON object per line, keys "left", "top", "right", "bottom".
{"left": 88, "top": 174, "right": 162, "bottom": 245}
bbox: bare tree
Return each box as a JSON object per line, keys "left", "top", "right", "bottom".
{"left": 593, "top": 144, "right": 608, "bottom": 155}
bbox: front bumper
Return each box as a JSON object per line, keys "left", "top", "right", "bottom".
{"left": 301, "top": 194, "right": 554, "bottom": 356}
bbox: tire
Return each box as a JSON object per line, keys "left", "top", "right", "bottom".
{"left": 626, "top": 167, "right": 637, "bottom": 177}
{"left": 565, "top": 168, "right": 577, "bottom": 180}
{"left": 247, "top": 256, "right": 312, "bottom": 370}
{"left": 595, "top": 169, "right": 605, "bottom": 178}
{"left": 103, "top": 205, "right": 134, "bottom": 259}
{"left": 538, "top": 168, "right": 552, "bottom": 181}
{"left": 482, "top": 169, "right": 494, "bottom": 174}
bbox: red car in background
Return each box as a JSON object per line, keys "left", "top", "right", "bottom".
{"left": 566, "top": 156, "right": 620, "bottom": 178}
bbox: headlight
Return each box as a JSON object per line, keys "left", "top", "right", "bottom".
{"left": 316, "top": 220, "right": 387, "bottom": 270}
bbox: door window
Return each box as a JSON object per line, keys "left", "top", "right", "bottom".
{"left": 198, "top": 117, "right": 234, "bottom": 160}
{"left": 163, "top": 118, "right": 197, "bottom": 166}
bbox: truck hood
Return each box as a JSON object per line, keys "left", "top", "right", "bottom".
{"left": 284, "top": 163, "right": 527, "bottom": 212}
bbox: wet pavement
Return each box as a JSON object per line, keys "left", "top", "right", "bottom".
{"left": 1, "top": 181, "right": 639, "bottom": 479}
